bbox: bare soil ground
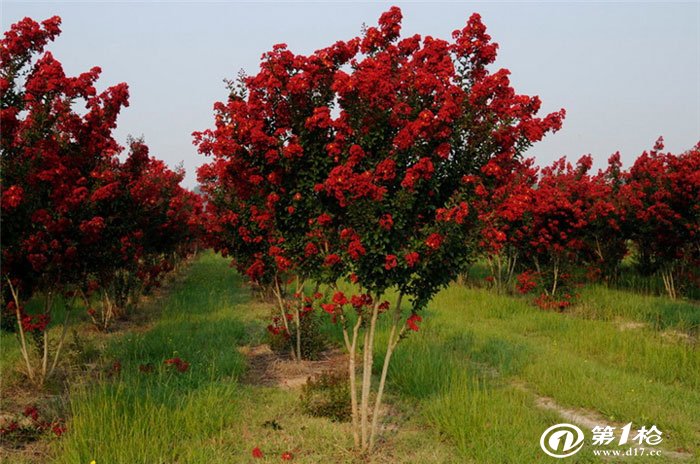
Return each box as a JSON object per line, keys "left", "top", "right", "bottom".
{"left": 239, "top": 344, "right": 347, "bottom": 389}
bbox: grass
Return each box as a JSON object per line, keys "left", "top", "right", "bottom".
{"left": 50, "top": 253, "right": 461, "bottom": 463}
{"left": 53, "top": 253, "right": 250, "bottom": 463}
{"left": 1, "top": 252, "right": 698, "bottom": 463}
{"left": 381, "top": 284, "right": 699, "bottom": 462}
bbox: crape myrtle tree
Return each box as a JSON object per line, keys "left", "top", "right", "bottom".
{"left": 623, "top": 139, "right": 700, "bottom": 299}
{"left": 509, "top": 155, "right": 626, "bottom": 308}
{"left": 195, "top": 30, "right": 351, "bottom": 361}
{"left": 196, "top": 6, "right": 564, "bottom": 451}
{"left": 0, "top": 16, "right": 202, "bottom": 385}
{"left": 473, "top": 156, "right": 538, "bottom": 292}
{"left": 478, "top": 142, "right": 697, "bottom": 305}
{"left": 476, "top": 152, "right": 629, "bottom": 302}
{"left": 0, "top": 16, "right": 129, "bottom": 384}
{"left": 81, "top": 138, "right": 203, "bottom": 330}
{"left": 579, "top": 152, "right": 629, "bottom": 283}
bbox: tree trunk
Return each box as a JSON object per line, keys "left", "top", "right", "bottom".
{"left": 369, "top": 292, "right": 403, "bottom": 450}
{"left": 360, "top": 299, "right": 380, "bottom": 450}
{"left": 273, "top": 276, "right": 296, "bottom": 361}
{"left": 341, "top": 314, "right": 363, "bottom": 448}
{"left": 6, "top": 278, "right": 35, "bottom": 382}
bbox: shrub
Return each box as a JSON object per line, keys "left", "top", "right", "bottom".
{"left": 300, "top": 370, "right": 351, "bottom": 422}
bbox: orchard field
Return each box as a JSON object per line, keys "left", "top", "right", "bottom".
{"left": 1, "top": 252, "right": 698, "bottom": 463}
{"left": 1, "top": 6, "right": 699, "bottom": 464}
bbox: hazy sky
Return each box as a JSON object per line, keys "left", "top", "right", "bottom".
{"left": 2, "top": 1, "right": 699, "bottom": 188}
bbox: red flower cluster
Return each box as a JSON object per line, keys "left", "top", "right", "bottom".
{"left": 533, "top": 293, "right": 574, "bottom": 311}
{"left": 425, "top": 233, "right": 444, "bottom": 250}
{"left": 407, "top": 314, "right": 422, "bottom": 332}
{"left": 20, "top": 313, "right": 50, "bottom": 333}
{"left": 515, "top": 271, "right": 538, "bottom": 294}
{"left": 0, "top": 404, "right": 66, "bottom": 439}
{"left": 23, "top": 406, "right": 39, "bottom": 421}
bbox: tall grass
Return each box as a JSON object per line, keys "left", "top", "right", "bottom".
{"left": 425, "top": 375, "right": 577, "bottom": 463}
{"left": 54, "top": 252, "right": 252, "bottom": 464}
{"left": 380, "top": 283, "right": 699, "bottom": 462}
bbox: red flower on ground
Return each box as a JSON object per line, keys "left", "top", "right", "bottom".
{"left": 139, "top": 363, "right": 154, "bottom": 373}
{"left": 23, "top": 405, "right": 39, "bottom": 421}
{"left": 281, "top": 451, "right": 294, "bottom": 461}
{"left": 252, "top": 447, "right": 264, "bottom": 458}
{"left": 51, "top": 421, "right": 66, "bottom": 437}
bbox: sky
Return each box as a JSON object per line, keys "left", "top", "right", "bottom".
{"left": 2, "top": 1, "right": 699, "bottom": 188}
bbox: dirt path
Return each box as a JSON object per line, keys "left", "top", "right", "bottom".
{"left": 512, "top": 382, "right": 694, "bottom": 461}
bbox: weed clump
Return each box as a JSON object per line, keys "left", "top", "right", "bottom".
{"left": 300, "top": 370, "right": 351, "bottom": 422}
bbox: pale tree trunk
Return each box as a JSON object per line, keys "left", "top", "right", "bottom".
{"left": 6, "top": 279, "right": 74, "bottom": 387}
{"left": 551, "top": 259, "right": 559, "bottom": 296}
{"left": 101, "top": 289, "right": 114, "bottom": 331}
{"left": 369, "top": 292, "right": 403, "bottom": 450}
{"left": 507, "top": 253, "right": 518, "bottom": 284}
{"left": 360, "top": 298, "right": 380, "bottom": 450}
{"left": 661, "top": 268, "right": 677, "bottom": 300}
{"left": 293, "top": 277, "right": 305, "bottom": 362}
{"left": 6, "top": 278, "right": 35, "bottom": 383}
{"left": 341, "top": 313, "right": 363, "bottom": 448}
{"left": 273, "top": 275, "right": 295, "bottom": 361}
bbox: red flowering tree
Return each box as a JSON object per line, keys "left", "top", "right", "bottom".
{"left": 0, "top": 16, "right": 201, "bottom": 384}
{"left": 0, "top": 16, "right": 133, "bottom": 384}
{"left": 622, "top": 139, "right": 700, "bottom": 298}
{"left": 80, "top": 138, "right": 203, "bottom": 330}
{"left": 506, "top": 156, "right": 612, "bottom": 308}
{"left": 198, "top": 6, "right": 564, "bottom": 451}
{"left": 497, "top": 151, "right": 634, "bottom": 308}
{"left": 579, "top": 152, "right": 629, "bottom": 283}
{"left": 473, "top": 156, "right": 538, "bottom": 291}
{"left": 196, "top": 24, "right": 358, "bottom": 361}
